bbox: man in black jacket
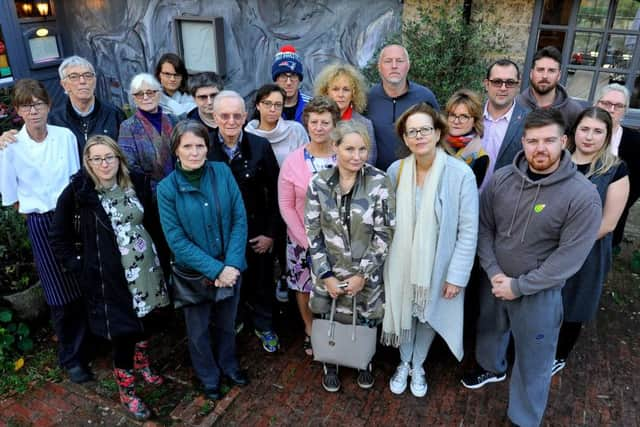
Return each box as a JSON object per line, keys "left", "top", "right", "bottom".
{"left": 0, "top": 55, "right": 125, "bottom": 154}
{"left": 207, "top": 90, "right": 282, "bottom": 355}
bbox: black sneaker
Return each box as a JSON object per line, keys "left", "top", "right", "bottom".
{"left": 322, "top": 364, "right": 341, "bottom": 392}
{"left": 551, "top": 359, "right": 566, "bottom": 376}
{"left": 357, "top": 364, "right": 374, "bottom": 389}
{"left": 461, "top": 368, "right": 506, "bottom": 389}
{"left": 67, "top": 365, "right": 94, "bottom": 383}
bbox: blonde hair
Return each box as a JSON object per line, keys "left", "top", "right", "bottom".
{"left": 314, "top": 63, "right": 368, "bottom": 113}
{"left": 331, "top": 120, "right": 371, "bottom": 150}
{"left": 82, "top": 135, "right": 133, "bottom": 190}
{"left": 567, "top": 106, "right": 619, "bottom": 177}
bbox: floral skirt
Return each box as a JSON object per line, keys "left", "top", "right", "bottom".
{"left": 285, "top": 236, "right": 312, "bottom": 293}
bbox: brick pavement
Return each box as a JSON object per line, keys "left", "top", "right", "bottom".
{"left": 1, "top": 246, "right": 638, "bottom": 426}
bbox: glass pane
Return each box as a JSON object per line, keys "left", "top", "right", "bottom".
{"left": 542, "top": 0, "right": 573, "bottom": 25}
{"left": 571, "top": 31, "right": 603, "bottom": 66}
{"left": 536, "top": 30, "right": 566, "bottom": 53}
{"left": 601, "top": 34, "right": 636, "bottom": 70}
{"left": 567, "top": 69, "right": 594, "bottom": 100}
{"left": 595, "top": 71, "right": 626, "bottom": 96}
{"left": 14, "top": 1, "right": 53, "bottom": 18}
{"left": 629, "top": 74, "right": 640, "bottom": 108}
{"left": 577, "top": 0, "right": 610, "bottom": 29}
{"left": 0, "top": 28, "right": 13, "bottom": 83}
{"left": 613, "top": 0, "right": 640, "bottom": 30}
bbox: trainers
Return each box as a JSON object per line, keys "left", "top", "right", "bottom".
{"left": 389, "top": 361, "right": 410, "bottom": 394}
{"left": 357, "top": 364, "right": 374, "bottom": 389}
{"left": 410, "top": 366, "right": 428, "bottom": 397}
{"left": 254, "top": 329, "right": 280, "bottom": 352}
{"left": 551, "top": 359, "right": 566, "bottom": 376}
{"left": 275, "top": 276, "right": 289, "bottom": 303}
{"left": 461, "top": 368, "right": 506, "bottom": 389}
{"left": 322, "top": 364, "right": 341, "bottom": 392}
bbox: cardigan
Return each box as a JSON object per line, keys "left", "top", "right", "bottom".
{"left": 278, "top": 145, "right": 313, "bottom": 248}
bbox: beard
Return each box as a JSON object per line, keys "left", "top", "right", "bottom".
{"left": 530, "top": 79, "right": 557, "bottom": 96}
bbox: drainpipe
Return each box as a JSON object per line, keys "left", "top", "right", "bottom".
{"left": 463, "top": 0, "right": 472, "bottom": 25}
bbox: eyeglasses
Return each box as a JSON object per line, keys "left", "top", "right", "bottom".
{"left": 216, "top": 113, "right": 244, "bottom": 122}
{"left": 160, "top": 71, "right": 182, "bottom": 80}
{"left": 132, "top": 90, "right": 159, "bottom": 99}
{"left": 488, "top": 79, "right": 519, "bottom": 88}
{"left": 87, "top": 155, "right": 118, "bottom": 166}
{"left": 597, "top": 100, "right": 626, "bottom": 111}
{"left": 196, "top": 93, "right": 218, "bottom": 101}
{"left": 18, "top": 102, "right": 47, "bottom": 113}
{"left": 276, "top": 73, "right": 300, "bottom": 83}
{"left": 448, "top": 113, "right": 472, "bottom": 123}
{"left": 405, "top": 126, "right": 435, "bottom": 138}
{"left": 260, "top": 100, "right": 284, "bottom": 110}
{"left": 64, "top": 72, "right": 96, "bottom": 82}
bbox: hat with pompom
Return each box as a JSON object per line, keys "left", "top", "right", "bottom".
{"left": 271, "top": 45, "right": 304, "bottom": 82}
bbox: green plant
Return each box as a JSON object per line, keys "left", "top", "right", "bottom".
{"left": 362, "top": 4, "right": 507, "bottom": 106}
{"left": 0, "top": 195, "right": 37, "bottom": 294}
{"left": 0, "top": 343, "right": 60, "bottom": 397}
{"left": 0, "top": 86, "right": 22, "bottom": 134}
{"left": 0, "top": 307, "right": 33, "bottom": 373}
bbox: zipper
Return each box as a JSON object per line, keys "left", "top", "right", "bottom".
{"left": 95, "top": 216, "right": 112, "bottom": 340}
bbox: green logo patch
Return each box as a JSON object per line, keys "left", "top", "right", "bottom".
{"left": 534, "top": 203, "right": 546, "bottom": 213}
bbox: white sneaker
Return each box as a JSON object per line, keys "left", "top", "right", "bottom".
{"left": 389, "top": 362, "right": 411, "bottom": 394}
{"left": 410, "top": 366, "right": 428, "bottom": 397}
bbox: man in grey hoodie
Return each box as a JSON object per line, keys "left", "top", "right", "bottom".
{"left": 517, "top": 46, "right": 583, "bottom": 130}
{"left": 462, "top": 109, "right": 601, "bottom": 427}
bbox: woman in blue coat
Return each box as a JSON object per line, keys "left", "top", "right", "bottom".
{"left": 157, "top": 120, "right": 248, "bottom": 400}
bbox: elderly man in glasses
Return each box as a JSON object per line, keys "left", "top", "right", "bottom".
{"left": 479, "top": 58, "right": 530, "bottom": 192}
{"left": 207, "top": 90, "right": 282, "bottom": 354}
{"left": 0, "top": 56, "right": 126, "bottom": 152}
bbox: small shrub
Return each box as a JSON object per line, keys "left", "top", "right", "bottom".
{"left": 0, "top": 86, "right": 22, "bottom": 134}
{"left": 362, "top": 4, "right": 507, "bottom": 107}
{"left": 0, "top": 195, "right": 37, "bottom": 294}
{"left": 0, "top": 307, "right": 33, "bottom": 373}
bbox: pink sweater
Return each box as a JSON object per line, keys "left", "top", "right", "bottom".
{"left": 278, "top": 146, "right": 312, "bottom": 248}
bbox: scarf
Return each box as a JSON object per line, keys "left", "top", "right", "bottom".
{"left": 446, "top": 132, "right": 475, "bottom": 149}
{"left": 452, "top": 134, "right": 487, "bottom": 168}
{"left": 382, "top": 148, "right": 446, "bottom": 347}
{"left": 135, "top": 108, "right": 174, "bottom": 183}
{"left": 341, "top": 104, "right": 353, "bottom": 121}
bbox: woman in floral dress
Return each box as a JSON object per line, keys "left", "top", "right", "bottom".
{"left": 50, "top": 135, "right": 169, "bottom": 421}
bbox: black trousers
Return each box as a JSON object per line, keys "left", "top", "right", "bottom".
{"left": 49, "top": 297, "right": 90, "bottom": 369}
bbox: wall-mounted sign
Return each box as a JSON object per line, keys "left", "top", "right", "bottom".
{"left": 174, "top": 16, "right": 226, "bottom": 76}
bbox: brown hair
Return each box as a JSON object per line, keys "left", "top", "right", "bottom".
{"left": 155, "top": 53, "right": 189, "bottom": 94}
{"left": 395, "top": 102, "right": 450, "bottom": 158}
{"left": 170, "top": 120, "right": 211, "bottom": 154}
{"left": 12, "top": 79, "right": 51, "bottom": 108}
{"left": 302, "top": 96, "right": 341, "bottom": 130}
{"left": 445, "top": 89, "right": 484, "bottom": 137}
{"left": 83, "top": 135, "right": 133, "bottom": 190}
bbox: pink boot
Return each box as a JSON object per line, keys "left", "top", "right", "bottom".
{"left": 134, "top": 340, "right": 164, "bottom": 385}
{"left": 113, "top": 368, "right": 151, "bottom": 420}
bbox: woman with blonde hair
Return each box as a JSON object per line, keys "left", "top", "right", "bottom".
{"left": 314, "top": 63, "right": 377, "bottom": 165}
{"left": 445, "top": 89, "right": 489, "bottom": 188}
{"left": 553, "top": 106, "right": 629, "bottom": 375}
{"left": 50, "top": 135, "right": 170, "bottom": 421}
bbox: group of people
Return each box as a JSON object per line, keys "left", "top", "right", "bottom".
{"left": 0, "top": 42, "right": 636, "bottom": 427}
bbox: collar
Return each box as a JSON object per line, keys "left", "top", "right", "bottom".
{"left": 70, "top": 99, "right": 95, "bottom": 117}
{"left": 483, "top": 100, "right": 515, "bottom": 122}
{"left": 217, "top": 129, "right": 243, "bottom": 157}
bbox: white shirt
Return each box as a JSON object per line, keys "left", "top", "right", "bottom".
{"left": 0, "top": 125, "right": 80, "bottom": 213}
{"left": 610, "top": 126, "right": 623, "bottom": 156}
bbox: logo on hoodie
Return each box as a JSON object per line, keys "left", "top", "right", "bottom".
{"left": 534, "top": 203, "right": 546, "bottom": 213}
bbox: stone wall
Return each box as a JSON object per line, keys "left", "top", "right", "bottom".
{"left": 402, "top": 0, "right": 535, "bottom": 67}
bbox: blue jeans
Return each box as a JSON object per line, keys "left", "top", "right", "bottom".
{"left": 182, "top": 277, "right": 242, "bottom": 389}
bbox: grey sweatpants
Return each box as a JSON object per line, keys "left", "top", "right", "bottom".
{"left": 475, "top": 276, "right": 562, "bottom": 427}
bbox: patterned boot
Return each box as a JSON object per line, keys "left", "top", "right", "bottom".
{"left": 113, "top": 368, "right": 151, "bottom": 421}
{"left": 134, "top": 340, "right": 164, "bottom": 385}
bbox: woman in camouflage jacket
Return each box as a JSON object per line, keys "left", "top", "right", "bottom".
{"left": 305, "top": 121, "right": 395, "bottom": 393}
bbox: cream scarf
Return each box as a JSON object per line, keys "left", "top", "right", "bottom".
{"left": 381, "top": 148, "right": 446, "bottom": 347}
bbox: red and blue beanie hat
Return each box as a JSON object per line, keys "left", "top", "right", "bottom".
{"left": 271, "top": 45, "right": 304, "bottom": 82}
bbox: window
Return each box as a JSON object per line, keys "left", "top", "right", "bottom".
{"left": 528, "top": 0, "right": 640, "bottom": 114}
{"left": 0, "top": 27, "right": 12, "bottom": 84}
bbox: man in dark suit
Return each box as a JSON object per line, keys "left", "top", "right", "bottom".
{"left": 480, "top": 59, "right": 530, "bottom": 192}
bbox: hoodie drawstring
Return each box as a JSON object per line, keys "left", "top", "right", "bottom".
{"left": 507, "top": 175, "right": 526, "bottom": 237}
{"left": 521, "top": 183, "right": 542, "bottom": 243}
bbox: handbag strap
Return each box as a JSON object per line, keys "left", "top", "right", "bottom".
{"left": 326, "top": 296, "right": 359, "bottom": 340}
{"left": 208, "top": 165, "right": 225, "bottom": 253}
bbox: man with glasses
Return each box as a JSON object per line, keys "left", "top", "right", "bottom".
{"left": 366, "top": 44, "right": 439, "bottom": 171}
{"left": 0, "top": 56, "right": 125, "bottom": 153}
{"left": 207, "top": 91, "right": 282, "bottom": 355}
{"left": 186, "top": 71, "right": 224, "bottom": 140}
{"left": 517, "top": 46, "right": 583, "bottom": 129}
{"left": 271, "top": 45, "right": 311, "bottom": 124}
{"left": 480, "top": 59, "right": 529, "bottom": 192}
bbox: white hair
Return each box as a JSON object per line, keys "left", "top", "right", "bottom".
{"left": 213, "top": 90, "right": 246, "bottom": 112}
{"left": 129, "top": 73, "right": 162, "bottom": 93}
{"left": 595, "top": 83, "right": 630, "bottom": 109}
{"left": 58, "top": 56, "right": 95, "bottom": 80}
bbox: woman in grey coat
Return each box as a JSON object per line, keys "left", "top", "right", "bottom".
{"left": 382, "top": 103, "right": 478, "bottom": 398}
